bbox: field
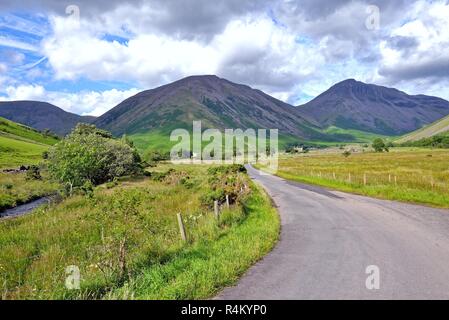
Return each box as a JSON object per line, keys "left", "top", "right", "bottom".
{"left": 0, "top": 163, "right": 279, "bottom": 299}
{"left": 257, "top": 147, "right": 449, "bottom": 208}
{"left": 0, "top": 135, "right": 51, "bottom": 169}
{"left": 0, "top": 117, "right": 58, "bottom": 169}
{"left": 0, "top": 117, "right": 58, "bottom": 146}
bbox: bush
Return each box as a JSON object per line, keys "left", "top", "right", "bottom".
{"left": 48, "top": 124, "right": 142, "bottom": 193}
{"left": 26, "top": 165, "right": 42, "bottom": 181}
{"left": 201, "top": 165, "right": 248, "bottom": 207}
{"left": 372, "top": 138, "right": 389, "bottom": 152}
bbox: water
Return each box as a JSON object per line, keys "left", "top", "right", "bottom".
{"left": 0, "top": 197, "right": 51, "bottom": 219}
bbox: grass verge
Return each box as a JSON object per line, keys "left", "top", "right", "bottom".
{"left": 108, "top": 181, "right": 279, "bottom": 299}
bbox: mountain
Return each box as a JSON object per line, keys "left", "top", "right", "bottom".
{"left": 299, "top": 79, "right": 449, "bottom": 135}
{"left": 94, "top": 75, "right": 332, "bottom": 147}
{"left": 0, "top": 101, "right": 96, "bottom": 136}
{"left": 396, "top": 114, "right": 449, "bottom": 143}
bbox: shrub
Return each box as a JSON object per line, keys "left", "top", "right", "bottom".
{"left": 26, "top": 165, "right": 42, "bottom": 181}
{"left": 48, "top": 124, "right": 142, "bottom": 193}
{"left": 201, "top": 165, "right": 248, "bottom": 207}
{"left": 372, "top": 138, "right": 388, "bottom": 152}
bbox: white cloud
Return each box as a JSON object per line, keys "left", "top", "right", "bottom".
{"left": 42, "top": 13, "right": 325, "bottom": 101}
{"left": 0, "top": 84, "right": 140, "bottom": 116}
{"left": 0, "top": 36, "right": 39, "bottom": 51}
{"left": 378, "top": 1, "right": 449, "bottom": 82}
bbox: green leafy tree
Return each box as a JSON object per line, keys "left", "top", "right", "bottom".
{"left": 372, "top": 138, "right": 387, "bottom": 152}
{"left": 48, "top": 124, "right": 142, "bottom": 195}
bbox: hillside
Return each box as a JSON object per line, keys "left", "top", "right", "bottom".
{"left": 396, "top": 114, "right": 449, "bottom": 143}
{"left": 0, "top": 101, "right": 96, "bottom": 136}
{"left": 299, "top": 79, "right": 449, "bottom": 136}
{"left": 94, "top": 75, "right": 341, "bottom": 152}
{"left": 0, "top": 117, "right": 58, "bottom": 168}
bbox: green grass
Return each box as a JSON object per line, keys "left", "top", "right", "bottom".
{"left": 108, "top": 181, "right": 278, "bottom": 299}
{"left": 323, "top": 126, "right": 391, "bottom": 143}
{"left": 0, "top": 164, "right": 279, "bottom": 299}
{"left": 0, "top": 117, "right": 58, "bottom": 146}
{"left": 0, "top": 171, "right": 59, "bottom": 212}
{"left": 0, "top": 135, "right": 50, "bottom": 169}
{"left": 0, "top": 117, "right": 58, "bottom": 169}
{"left": 257, "top": 147, "right": 449, "bottom": 208}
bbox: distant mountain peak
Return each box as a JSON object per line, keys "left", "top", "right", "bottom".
{"left": 0, "top": 101, "right": 96, "bottom": 136}
{"left": 93, "top": 75, "right": 331, "bottom": 142}
{"left": 300, "top": 80, "right": 449, "bottom": 135}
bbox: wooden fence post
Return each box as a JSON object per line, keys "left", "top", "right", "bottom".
{"left": 333, "top": 172, "right": 336, "bottom": 180}
{"left": 348, "top": 173, "right": 351, "bottom": 183}
{"left": 394, "top": 176, "right": 397, "bottom": 186}
{"left": 225, "top": 195, "right": 230, "bottom": 208}
{"left": 177, "top": 213, "right": 187, "bottom": 242}
{"left": 363, "top": 173, "right": 367, "bottom": 186}
{"left": 214, "top": 200, "right": 220, "bottom": 219}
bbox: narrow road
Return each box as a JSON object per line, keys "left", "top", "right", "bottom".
{"left": 218, "top": 165, "right": 449, "bottom": 299}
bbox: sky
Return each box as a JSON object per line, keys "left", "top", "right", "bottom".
{"left": 0, "top": 0, "right": 448, "bottom": 116}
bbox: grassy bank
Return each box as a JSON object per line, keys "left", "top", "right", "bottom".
{"left": 0, "top": 164, "right": 279, "bottom": 299}
{"left": 0, "top": 172, "right": 59, "bottom": 212}
{"left": 257, "top": 148, "right": 449, "bottom": 208}
{"left": 0, "top": 135, "right": 50, "bottom": 169}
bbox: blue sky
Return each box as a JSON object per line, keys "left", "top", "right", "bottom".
{"left": 0, "top": 0, "right": 448, "bottom": 116}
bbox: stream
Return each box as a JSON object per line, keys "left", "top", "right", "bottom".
{"left": 0, "top": 197, "right": 51, "bottom": 219}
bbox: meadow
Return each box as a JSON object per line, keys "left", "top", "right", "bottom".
{"left": 258, "top": 147, "right": 449, "bottom": 208}
{"left": 0, "top": 135, "right": 50, "bottom": 169}
{"left": 0, "top": 163, "right": 279, "bottom": 299}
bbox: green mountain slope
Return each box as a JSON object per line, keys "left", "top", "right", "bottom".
{"left": 94, "top": 75, "right": 352, "bottom": 153}
{"left": 396, "top": 114, "right": 449, "bottom": 143}
{"left": 0, "top": 101, "right": 96, "bottom": 136}
{"left": 0, "top": 117, "right": 58, "bottom": 168}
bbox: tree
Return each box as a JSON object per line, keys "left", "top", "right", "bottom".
{"left": 48, "top": 124, "right": 142, "bottom": 194}
{"left": 342, "top": 150, "right": 351, "bottom": 157}
{"left": 372, "top": 138, "right": 387, "bottom": 152}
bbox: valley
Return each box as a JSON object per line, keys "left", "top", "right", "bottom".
{"left": 1, "top": 75, "right": 449, "bottom": 301}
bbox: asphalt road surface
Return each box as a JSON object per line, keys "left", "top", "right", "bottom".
{"left": 218, "top": 165, "right": 449, "bottom": 299}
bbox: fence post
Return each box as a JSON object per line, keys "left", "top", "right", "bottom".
{"left": 225, "top": 195, "right": 230, "bottom": 208}
{"left": 389, "top": 174, "right": 391, "bottom": 183}
{"left": 431, "top": 177, "right": 434, "bottom": 188}
{"left": 348, "top": 173, "right": 351, "bottom": 183}
{"left": 394, "top": 176, "right": 397, "bottom": 186}
{"left": 333, "top": 172, "right": 336, "bottom": 180}
{"left": 363, "top": 173, "right": 367, "bottom": 186}
{"left": 214, "top": 200, "right": 220, "bottom": 219}
{"left": 176, "top": 213, "right": 187, "bottom": 242}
